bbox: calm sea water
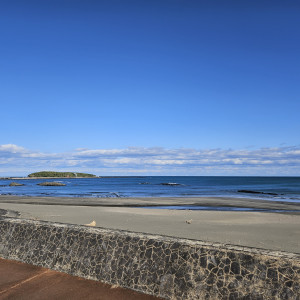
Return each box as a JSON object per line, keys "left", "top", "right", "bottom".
{"left": 1, "top": 176, "right": 300, "bottom": 203}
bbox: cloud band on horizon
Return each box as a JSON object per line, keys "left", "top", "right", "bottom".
{"left": 0, "top": 144, "right": 299, "bottom": 176}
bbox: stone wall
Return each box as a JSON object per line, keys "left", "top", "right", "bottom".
{"left": 0, "top": 216, "right": 299, "bottom": 299}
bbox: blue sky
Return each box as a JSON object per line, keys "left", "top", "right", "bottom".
{"left": 0, "top": 1, "right": 299, "bottom": 176}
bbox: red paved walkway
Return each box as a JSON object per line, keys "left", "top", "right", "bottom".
{"left": 0, "top": 258, "right": 161, "bottom": 300}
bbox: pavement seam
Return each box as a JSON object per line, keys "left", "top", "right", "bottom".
{"left": 0, "top": 269, "right": 50, "bottom": 295}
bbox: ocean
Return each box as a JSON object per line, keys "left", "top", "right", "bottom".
{"left": 1, "top": 176, "right": 300, "bottom": 203}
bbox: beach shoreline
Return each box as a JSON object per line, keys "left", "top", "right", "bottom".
{"left": 0, "top": 195, "right": 299, "bottom": 254}
{"left": 0, "top": 194, "right": 299, "bottom": 211}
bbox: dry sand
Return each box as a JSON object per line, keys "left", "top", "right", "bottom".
{"left": 0, "top": 195, "right": 299, "bottom": 254}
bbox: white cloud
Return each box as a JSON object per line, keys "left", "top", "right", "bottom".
{"left": 0, "top": 144, "right": 300, "bottom": 176}
{"left": 0, "top": 144, "right": 26, "bottom": 154}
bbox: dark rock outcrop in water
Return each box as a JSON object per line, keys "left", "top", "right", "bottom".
{"left": 238, "top": 190, "right": 279, "bottom": 196}
{"left": 37, "top": 182, "right": 66, "bottom": 186}
{"left": 9, "top": 182, "right": 25, "bottom": 186}
{"left": 109, "top": 192, "right": 121, "bottom": 198}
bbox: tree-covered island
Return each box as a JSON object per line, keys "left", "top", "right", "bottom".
{"left": 28, "top": 171, "right": 97, "bottom": 178}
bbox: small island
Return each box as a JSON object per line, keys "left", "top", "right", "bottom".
{"left": 28, "top": 171, "right": 97, "bottom": 178}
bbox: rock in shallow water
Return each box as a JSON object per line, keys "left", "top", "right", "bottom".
{"left": 37, "top": 182, "right": 66, "bottom": 186}
{"left": 9, "top": 182, "right": 25, "bottom": 186}
{"left": 237, "top": 190, "right": 279, "bottom": 196}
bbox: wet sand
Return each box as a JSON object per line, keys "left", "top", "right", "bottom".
{"left": 0, "top": 195, "right": 299, "bottom": 254}
{"left": 1, "top": 195, "right": 300, "bottom": 211}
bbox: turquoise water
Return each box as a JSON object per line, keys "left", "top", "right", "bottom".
{"left": 0, "top": 176, "right": 300, "bottom": 203}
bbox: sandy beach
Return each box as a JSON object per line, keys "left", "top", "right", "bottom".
{"left": 0, "top": 195, "right": 299, "bottom": 254}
